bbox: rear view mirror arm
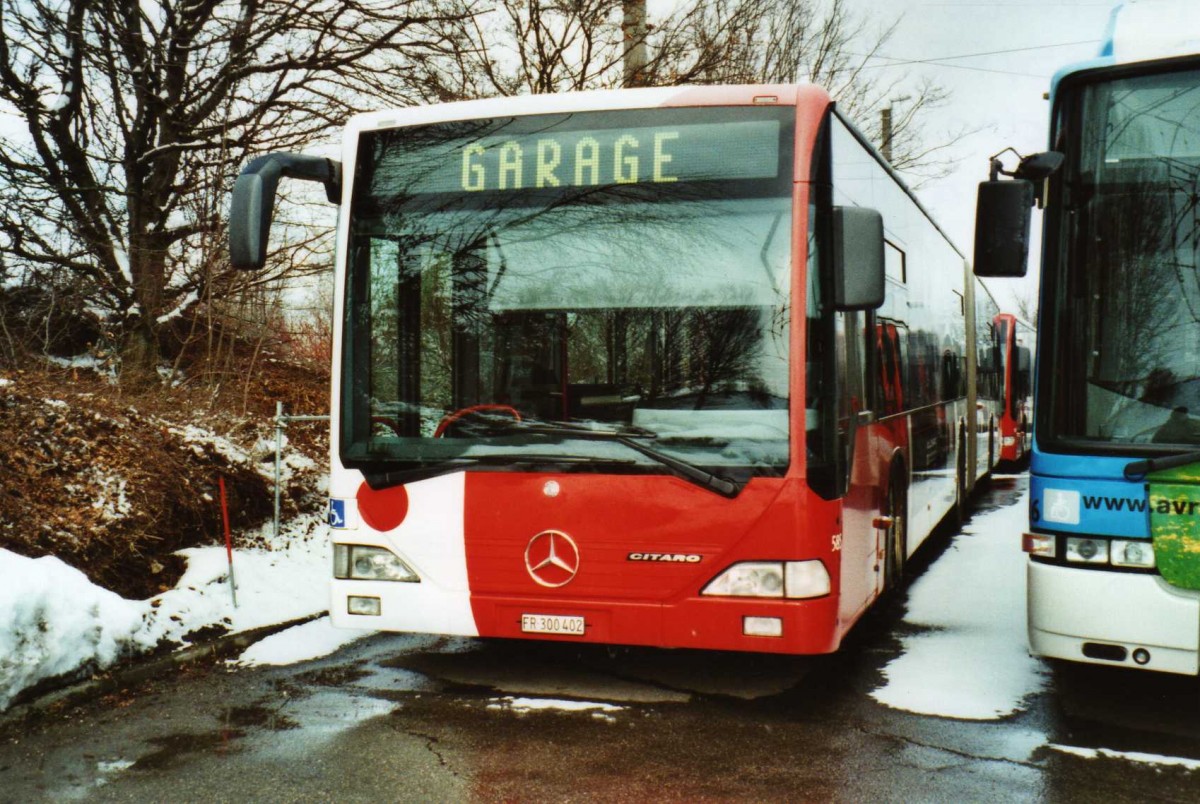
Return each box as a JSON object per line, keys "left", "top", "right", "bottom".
{"left": 229, "top": 153, "right": 342, "bottom": 270}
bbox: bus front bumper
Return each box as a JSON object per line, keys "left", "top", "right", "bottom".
{"left": 330, "top": 578, "right": 842, "bottom": 655}
{"left": 1028, "top": 560, "right": 1200, "bottom": 675}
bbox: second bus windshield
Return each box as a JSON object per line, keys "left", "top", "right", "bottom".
{"left": 1046, "top": 66, "right": 1200, "bottom": 449}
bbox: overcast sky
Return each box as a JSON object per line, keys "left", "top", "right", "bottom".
{"left": 2, "top": 0, "right": 1121, "bottom": 314}
{"left": 838, "top": 0, "right": 1117, "bottom": 312}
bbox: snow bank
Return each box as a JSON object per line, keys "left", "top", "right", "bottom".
{"left": 870, "top": 488, "right": 1047, "bottom": 720}
{"left": 143, "top": 511, "right": 332, "bottom": 644}
{"left": 0, "top": 510, "right": 336, "bottom": 711}
{"left": 0, "top": 552, "right": 152, "bottom": 710}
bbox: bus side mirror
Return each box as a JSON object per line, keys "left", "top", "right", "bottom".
{"left": 229, "top": 153, "right": 342, "bottom": 270}
{"left": 832, "top": 206, "right": 885, "bottom": 311}
{"left": 973, "top": 179, "right": 1033, "bottom": 278}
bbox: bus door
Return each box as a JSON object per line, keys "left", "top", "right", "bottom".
{"left": 837, "top": 308, "right": 882, "bottom": 626}
{"left": 872, "top": 317, "right": 911, "bottom": 597}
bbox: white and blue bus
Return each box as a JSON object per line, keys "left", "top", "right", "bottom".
{"left": 977, "top": 0, "right": 1200, "bottom": 674}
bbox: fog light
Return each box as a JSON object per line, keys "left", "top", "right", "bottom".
{"left": 1065, "top": 537, "right": 1108, "bottom": 564}
{"left": 744, "top": 616, "right": 783, "bottom": 637}
{"left": 1111, "top": 540, "right": 1155, "bottom": 569}
{"left": 1133, "top": 648, "right": 1151, "bottom": 665}
{"left": 348, "top": 596, "right": 381, "bottom": 616}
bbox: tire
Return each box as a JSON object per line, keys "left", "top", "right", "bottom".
{"left": 883, "top": 465, "right": 908, "bottom": 595}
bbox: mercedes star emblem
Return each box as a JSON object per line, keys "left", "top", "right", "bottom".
{"left": 524, "top": 530, "right": 580, "bottom": 587}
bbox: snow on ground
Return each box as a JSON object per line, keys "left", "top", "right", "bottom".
{"left": 870, "top": 486, "right": 1048, "bottom": 720}
{"left": 0, "top": 510, "right": 348, "bottom": 711}
{"left": 1050, "top": 744, "right": 1200, "bottom": 771}
{"left": 235, "top": 616, "right": 369, "bottom": 667}
{"left": 487, "top": 696, "right": 625, "bottom": 721}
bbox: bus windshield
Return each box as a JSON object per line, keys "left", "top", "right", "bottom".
{"left": 1045, "top": 67, "right": 1200, "bottom": 449}
{"left": 342, "top": 107, "right": 795, "bottom": 478}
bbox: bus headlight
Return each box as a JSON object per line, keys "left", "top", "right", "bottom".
{"left": 334, "top": 544, "right": 420, "bottom": 582}
{"left": 702, "top": 561, "right": 830, "bottom": 599}
{"left": 1065, "top": 537, "right": 1108, "bottom": 565}
{"left": 785, "top": 560, "right": 832, "bottom": 598}
{"left": 1111, "top": 539, "right": 1155, "bottom": 569}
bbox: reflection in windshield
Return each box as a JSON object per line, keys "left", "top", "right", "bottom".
{"left": 1047, "top": 68, "right": 1200, "bottom": 447}
{"left": 342, "top": 107, "right": 794, "bottom": 476}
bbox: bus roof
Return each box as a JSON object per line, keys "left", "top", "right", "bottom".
{"left": 1050, "top": 0, "right": 1200, "bottom": 98}
{"left": 345, "top": 84, "right": 831, "bottom": 134}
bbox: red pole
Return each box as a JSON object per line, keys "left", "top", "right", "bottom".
{"left": 218, "top": 476, "right": 238, "bottom": 607}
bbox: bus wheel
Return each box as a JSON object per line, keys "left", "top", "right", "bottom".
{"left": 884, "top": 466, "right": 908, "bottom": 594}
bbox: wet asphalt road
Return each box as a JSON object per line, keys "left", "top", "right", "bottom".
{"left": 3, "top": 476, "right": 1200, "bottom": 802}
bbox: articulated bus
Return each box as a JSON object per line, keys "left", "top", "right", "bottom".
{"left": 233, "top": 84, "right": 999, "bottom": 655}
{"left": 976, "top": 1, "right": 1200, "bottom": 673}
{"left": 994, "top": 312, "right": 1035, "bottom": 465}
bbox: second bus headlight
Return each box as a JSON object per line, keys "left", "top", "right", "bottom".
{"left": 1065, "top": 537, "right": 1109, "bottom": 565}
{"left": 1111, "top": 539, "right": 1156, "bottom": 569}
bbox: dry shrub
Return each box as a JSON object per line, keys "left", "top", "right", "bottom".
{"left": 0, "top": 367, "right": 324, "bottom": 599}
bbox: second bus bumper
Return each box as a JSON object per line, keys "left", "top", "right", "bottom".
{"left": 1028, "top": 560, "right": 1200, "bottom": 675}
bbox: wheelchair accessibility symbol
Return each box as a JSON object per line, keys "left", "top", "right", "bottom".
{"left": 329, "top": 499, "right": 348, "bottom": 529}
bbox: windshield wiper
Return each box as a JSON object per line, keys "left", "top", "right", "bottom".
{"left": 1124, "top": 449, "right": 1200, "bottom": 480}
{"left": 476, "top": 419, "right": 744, "bottom": 498}
{"left": 363, "top": 453, "right": 616, "bottom": 490}
{"left": 363, "top": 458, "right": 479, "bottom": 490}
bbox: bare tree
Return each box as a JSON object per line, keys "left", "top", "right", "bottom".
{"left": 1015, "top": 291, "right": 1038, "bottom": 325}
{"left": 439, "top": 0, "right": 776, "bottom": 95}
{"left": 442, "top": 0, "right": 962, "bottom": 182}
{"left": 0, "top": 0, "right": 473, "bottom": 383}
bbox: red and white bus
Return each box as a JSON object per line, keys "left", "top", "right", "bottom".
{"left": 994, "top": 312, "right": 1035, "bottom": 465}
{"left": 231, "top": 85, "right": 997, "bottom": 654}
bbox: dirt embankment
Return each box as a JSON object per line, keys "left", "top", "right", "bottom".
{"left": 0, "top": 367, "right": 328, "bottom": 600}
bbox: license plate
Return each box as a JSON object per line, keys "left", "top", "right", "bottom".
{"left": 521, "top": 614, "right": 586, "bottom": 635}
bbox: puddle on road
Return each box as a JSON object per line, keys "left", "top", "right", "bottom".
{"left": 1045, "top": 660, "right": 1200, "bottom": 757}
{"left": 131, "top": 730, "right": 246, "bottom": 771}
{"left": 221, "top": 704, "right": 299, "bottom": 732}
{"left": 293, "top": 663, "right": 373, "bottom": 688}
{"left": 378, "top": 639, "right": 813, "bottom": 704}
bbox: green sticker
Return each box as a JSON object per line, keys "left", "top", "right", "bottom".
{"left": 1149, "top": 479, "right": 1200, "bottom": 591}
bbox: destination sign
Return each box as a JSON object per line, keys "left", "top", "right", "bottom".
{"left": 369, "top": 118, "right": 782, "bottom": 196}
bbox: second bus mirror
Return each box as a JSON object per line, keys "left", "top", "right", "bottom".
{"left": 973, "top": 180, "right": 1033, "bottom": 278}
{"left": 832, "top": 206, "right": 885, "bottom": 311}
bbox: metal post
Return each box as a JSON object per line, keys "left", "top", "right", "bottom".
{"left": 880, "top": 94, "right": 911, "bottom": 165}
{"left": 880, "top": 106, "right": 893, "bottom": 163}
{"left": 274, "top": 400, "right": 283, "bottom": 540}
{"left": 271, "top": 405, "right": 329, "bottom": 542}
{"left": 622, "top": 0, "right": 648, "bottom": 88}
